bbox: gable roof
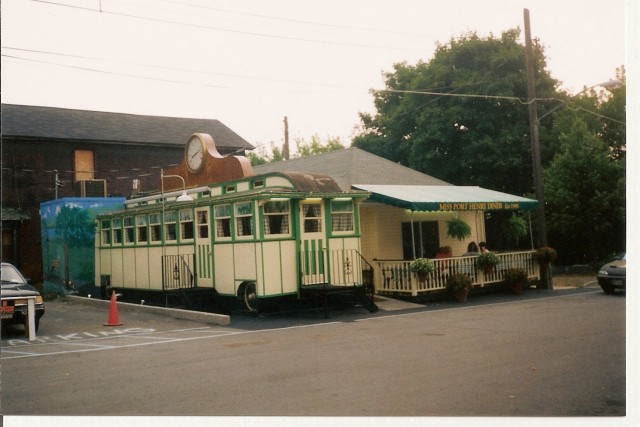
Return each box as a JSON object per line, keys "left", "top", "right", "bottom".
{"left": 1, "top": 104, "right": 254, "bottom": 151}
{"left": 253, "top": 147, "right": 451, "bottom": 191}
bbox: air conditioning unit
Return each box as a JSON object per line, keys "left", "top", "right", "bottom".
{"left": 74, "top": 179, "right": 107, "bottom": 197}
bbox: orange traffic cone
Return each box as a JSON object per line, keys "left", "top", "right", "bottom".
{"left": 104, "top": 290, "right": 123, "bottom": 326}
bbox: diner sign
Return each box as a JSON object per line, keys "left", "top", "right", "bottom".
{"left": 438, "top": 202, "right": 522, "bottom": 211}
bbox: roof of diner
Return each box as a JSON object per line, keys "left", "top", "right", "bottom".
{"left": 352, "top": 184, "right": 538, "bottom": 211}
{"left": 253, "top": 147, "right": 450, "bottom": 191}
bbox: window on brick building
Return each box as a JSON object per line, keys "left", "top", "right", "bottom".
{"left": 74, "top": 150, "right": 95, "bottom": 181}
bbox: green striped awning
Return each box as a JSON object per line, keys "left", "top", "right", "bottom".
{"left": 352, "top": 185, "right": 538, "bottom": 212}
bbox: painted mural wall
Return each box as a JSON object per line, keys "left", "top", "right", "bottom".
{"left": 40, "top": 197, "right": 125, "bottom": 295}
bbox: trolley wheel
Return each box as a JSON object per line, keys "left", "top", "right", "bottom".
{"left": 244, "top": 282, "right": 258, "bottom": 312}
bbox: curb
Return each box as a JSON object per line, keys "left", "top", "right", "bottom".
{"left": 64, "top": 295, "right": 230, "bottom": 327}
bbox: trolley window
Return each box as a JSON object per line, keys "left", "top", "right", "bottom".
{"left": 124, "top": 217, "right": 135, "bottom": 244}
{"left": 136, "top": 215, "right": 148, "bottom": 243}
{"left": 101, "top": 220, "right": 111, "bottom": 245}
{"left": 164, "top": 211, "right": 177, "bottom": 242}
{"left": 303, "top": 204, "right": 322, "bottom": 233}
{"left": 196, "top": 210, "right": 209, "bottom": 239}
{"left": 180, "top": 209, "right": 194, "bottom": 241}
{"left": 263, "top": 201, "right": 290, "bottom": 235}
{"left": 112, "top": 218, "right": 123, "bottom": 244}
{"left": 150, "top": 213, "right": 162, "bottom": 242}
{"left": 214, "top": 204, "right": 231, "bottom": 239}
{"left": 331, "top": 200, "right": 354, "bottom": 232}
{"left": 235, "top": 202, "right": 253, "bottom": 237}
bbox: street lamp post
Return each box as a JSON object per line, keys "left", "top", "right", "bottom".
{"left": 160, "top": 169, "right": 193, "bottom": 202}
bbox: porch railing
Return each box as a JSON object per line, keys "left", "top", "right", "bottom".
{"left": 299, "top": 248, "right": 373, "bottom": 288}
{"left": 375, "top": 250, "right": 540, "bottom": 296}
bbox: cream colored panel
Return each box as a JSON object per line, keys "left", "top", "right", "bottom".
{"left": 148, "top": 247, "right": 164, "bottom": 291}
{"left": 260, "top": 241, "right": 297, "bottom": 296}
{"left": 233, "top": 242, "right": 257, "bottom": 281}
{"left": 214, "top": 244, "right": 235, "bottom": 295}
{"left": 134, "top": 247, "right": 150, "bottom": 289}
{"left": 111, "top": 248, "right": 124, "bottom": 287}
{"left": 265, "top": 176, "right": 294, "bottom": 188}
{"left": 122, "top": 248, "right": 136, "bottom": 288}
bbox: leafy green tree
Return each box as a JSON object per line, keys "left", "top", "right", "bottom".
{"left": 295, "top": 134, "right": 345, "bottom": 157}
{"left": 249, "top": 135, "right": 344, "bottom": 165}
{"left": 353, "top": 29, "right": 559, "bottom": 196}
{"left": 543, "top": 117, "right": 625, "bottom": 264}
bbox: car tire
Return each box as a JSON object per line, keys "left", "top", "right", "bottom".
{"left": 600, "top": 284, "right": 615, "bottom": 294}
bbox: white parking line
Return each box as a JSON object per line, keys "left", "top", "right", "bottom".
{"left": 3, "top": 291, "right": 600, "bottom": 360}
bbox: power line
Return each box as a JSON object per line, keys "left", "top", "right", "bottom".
{"left": 1, "top": 46, "right": 365, "bottom": 90}
{"left": 30, "top": 0, "right": 428, "bottom": 51}
{"left": 160, "top": 0, "right": 439, "bottom": 38}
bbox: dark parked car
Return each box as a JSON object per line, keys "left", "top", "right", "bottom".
{"left": 597, "top": 253, "right": 626, "bottom": 294}
{"left": 1, "top": 262, "right": 45, "bottom": 331}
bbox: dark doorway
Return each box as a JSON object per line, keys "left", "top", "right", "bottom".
{"left": 402, "top": 221, "right": 440, "bottom": 260}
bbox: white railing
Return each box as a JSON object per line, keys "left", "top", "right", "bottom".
{"left": 375, "top": 251, "right": 540, "bottom": 296}
{"left": 299, "top": 248, "right": 373, "bottom": 288}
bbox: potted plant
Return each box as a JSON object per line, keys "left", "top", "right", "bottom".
{"left": 410, "top": 258, "right": 435, "bottom": 282}
{"left": 446, "top": 273, "right": 473, "bottom": 302}
{"left": 533, "top": 246, "right": 557, "bottom": 289}
{"left": 477, "top": 252, "right": 500, "bottom": 274}
{"left": 533, "top": 247, "right": 557, "bottom": 266}
{"left": 503, "top": 268, "right": 529, "bottom": 295}
{"left": 504, "top": 214, "right": 528, "bottom": 247}
{"left": 446, "top": 218, "right": 472, "bottom": 241}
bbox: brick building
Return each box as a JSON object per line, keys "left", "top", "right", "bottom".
{"left": 1, "top": 104, "right": 253, "bottom": 281}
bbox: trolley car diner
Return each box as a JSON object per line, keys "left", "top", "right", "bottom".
{"left": 94, "top": 134, "right": 543, "bottom": 314}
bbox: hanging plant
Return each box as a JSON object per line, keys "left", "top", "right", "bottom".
{"left": 446, "top": 217, "right": 472, "bottom": 241}
{"left": 504, "top": 214, "right": 528, "bottom": 246}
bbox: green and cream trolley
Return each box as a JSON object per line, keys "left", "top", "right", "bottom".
{"left": 95, "top": 169, "right": 376, "bottom": 313}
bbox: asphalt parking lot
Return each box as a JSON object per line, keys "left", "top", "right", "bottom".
{"left": 1, "top": 275, "right": 598, "bottom": 357}
{"left": 2, "top": 277, "right": 626, "bottom": 419}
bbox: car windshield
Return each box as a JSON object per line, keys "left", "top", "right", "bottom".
{"left": 0, "top": 264, "right": 26, "bottom": 284}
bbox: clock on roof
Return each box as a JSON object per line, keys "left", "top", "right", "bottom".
{"left": 185, "top": 134, "right": 207, "bottom": 173}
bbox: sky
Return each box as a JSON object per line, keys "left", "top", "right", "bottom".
{"left": 1, "top": 0, "right": 628, "bottom": 155}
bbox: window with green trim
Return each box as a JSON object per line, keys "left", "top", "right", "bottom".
{"left": 136, "top": 215, "right": 148, "bottom": 243}
{"left": 180, "top": 209, "right": 194, "bottom": 240}
{"left": 101, "top": 220, "right": 111, "bottom": 245}
{"left": 303, "top": 204, "right": 322, "bottom": 233}
{"left": 331, "top": 200, "right": 354, "bottom": 232}
{"left": 263, "top": 201, "right": 290, "bottom": 235}
{"left": 196, "top": 210, "right": 209, "bottom": 238}
{"left": 112, "top": 218, "right": 123, "bottom": 244}
{"left": 164, "top": 211, "right": 177, "bottom": 241}
{"left": 235, "top": 201, "right": 253, "bottom": 237}
{"left": 214, "top": 204, "right": 231, "bottom": 238}
{"left": 124, "top": 217, "right": 135, "bottom": 244}
{"left": 150, "top": 213, "right": 162, "bottom": 242}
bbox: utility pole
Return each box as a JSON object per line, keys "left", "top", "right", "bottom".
{"left": 523, "top": 9, "right": 547, "bottom": 249}
{"left": 283, "top": 116, "right": 290, "bottom": 160}
{"left": 524, "top": 9, "right": 551, "bottom": 290}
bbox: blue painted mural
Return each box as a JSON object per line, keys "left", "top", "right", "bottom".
{"left": 40, "top": 197, "right": 124, "bottom": 295}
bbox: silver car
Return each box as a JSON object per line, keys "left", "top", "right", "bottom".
{"left": 597, "top": 253, "right": 626, "bottom": 294}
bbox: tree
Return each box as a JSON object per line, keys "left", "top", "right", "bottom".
{"left": 543, "top": 117, "right": 625, "bottom": 264}
{"left": 249, "top": 135, "right": 345, "bottom": 165}
{"left": 295, "top": 135, "right": 345, "bottom": 157}
{"left": 353, "top": 29, "right": 559, "bottom": 196}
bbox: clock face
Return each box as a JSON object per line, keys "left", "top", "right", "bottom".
{"left": 185, "top": 135, "right": 205, "bottom": 173}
